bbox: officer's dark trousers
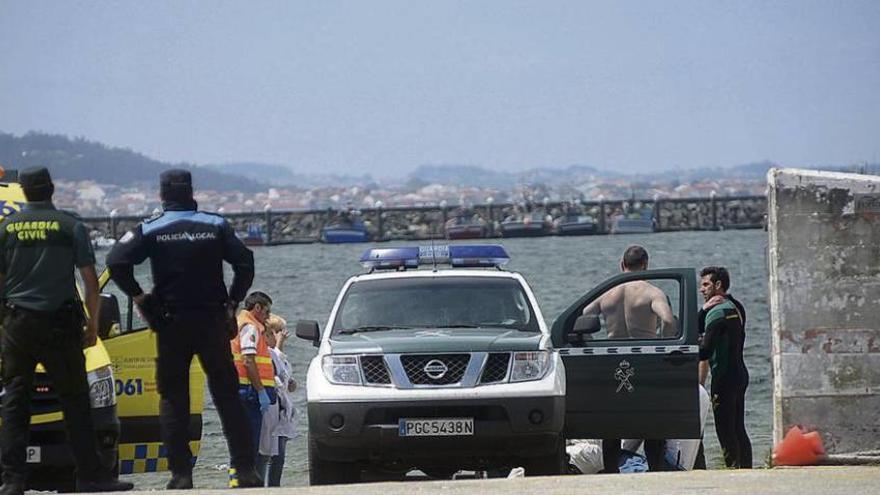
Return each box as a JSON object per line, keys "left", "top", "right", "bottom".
{"left": 0, "top": 305, "right": 102, "bottom": 484}
{"left": 712, "top": 377, "right": 753, "bottom": 469}
{"left": 155, "top": 309, "right": 255, "bottom": 475}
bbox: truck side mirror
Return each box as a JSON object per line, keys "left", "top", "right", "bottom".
{"left": 98, "top": 293, "right": 121, "bottom": 339}
{"left": 296, "top": 320, "right": 320, "bottom": 347}
{"left": 565, "top": 314, "right": 601, "bottom": 345}
{"left": 574, "top": 314, "right": 601, "bottom": 334}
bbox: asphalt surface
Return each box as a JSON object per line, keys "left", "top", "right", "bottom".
{"left": 109, "top": 466, "right": 880, "bottom": 494}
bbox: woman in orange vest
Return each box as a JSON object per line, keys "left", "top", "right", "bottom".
{"left": 230, "top": 291, "right": 277, "bottom": 467}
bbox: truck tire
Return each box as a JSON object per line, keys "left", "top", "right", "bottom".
{"left": 523, "top": 436, "right": 567, "bottom": 476}
{"left": 308, "top": 435, "right": 359, "bottom": 485}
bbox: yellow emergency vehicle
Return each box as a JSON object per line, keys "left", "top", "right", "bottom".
{"left": 0, "top": 168, "right": 206, "bottom": 490}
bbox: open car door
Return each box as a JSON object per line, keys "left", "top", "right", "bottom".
{"left": 551, "top": 268, "right": 700, "bottom": 440}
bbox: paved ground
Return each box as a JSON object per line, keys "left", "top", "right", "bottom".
{"left": 110, "top": 466, "right": 880, "bottom": 494}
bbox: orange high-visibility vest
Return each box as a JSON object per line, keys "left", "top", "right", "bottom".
{"left": 231, "top": 309, "right": 275, "bottom": 389}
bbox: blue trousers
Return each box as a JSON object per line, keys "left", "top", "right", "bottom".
{"left": 238, "top": 387, "right": 263, "bottom": 465}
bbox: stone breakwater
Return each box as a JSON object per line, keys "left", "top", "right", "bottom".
{"left": 85, "top": 195, "right": 766, "bottom": 244}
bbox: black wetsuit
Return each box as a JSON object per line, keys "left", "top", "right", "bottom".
{"left": 699, "top": 294, "right": 752, "bottom": 468}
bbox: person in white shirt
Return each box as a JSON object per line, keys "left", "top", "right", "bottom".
{"left": 256, "top": 315, "right": 297, "bottom": 486}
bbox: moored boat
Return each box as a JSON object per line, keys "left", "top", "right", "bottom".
{"left": 500, "top": 212, "right": 551, "bottom": 238}
{"left": 322, "top": 220, "right": 369, "bottom": 243}
{"left": 444, "top": 215, "right": 486, "bottom": 240}
{"left": 241, "top": 223, "right": 265, "bottom": 246}
{"left": 611, "top": 212, "right": 655, "bottom": 234}
{"left": 555, "top": 214, "right": 598, "bottom": 236}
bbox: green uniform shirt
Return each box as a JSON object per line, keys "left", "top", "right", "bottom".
{"left": 0, "top": 201, "right": 95, "bottom": 311}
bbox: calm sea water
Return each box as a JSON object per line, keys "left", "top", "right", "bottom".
{"left": 118, "top": 229, "right": 771, "bottom": 488}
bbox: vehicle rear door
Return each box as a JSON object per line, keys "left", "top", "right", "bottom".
{"left": 551, "top": 268, "right": 700, "bottom": 439}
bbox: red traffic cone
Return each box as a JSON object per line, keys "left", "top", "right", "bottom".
{"left": 773, "top": 426, "right": 822, "bottom": 466}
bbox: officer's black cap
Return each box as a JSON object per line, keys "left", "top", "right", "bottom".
{"left": 160, "top": 169, "right": 193, "bottom": 200}
{"left": 19, "top": 167, "right": 53, "bottom": 190}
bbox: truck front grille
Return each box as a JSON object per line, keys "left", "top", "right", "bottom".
{"left": 361, "top": 355, "right": 391, "bottom": 384}
{"left": 479, "top": 353, "right": 510, "bottom": 383}
{"left": 401, "top": 354, "right": 470, "bottom": 385}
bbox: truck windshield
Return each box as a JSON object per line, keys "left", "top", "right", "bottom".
{"left": 332, "top": 276, "right": 540, "bottom": 335}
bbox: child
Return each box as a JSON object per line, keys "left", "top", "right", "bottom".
{"left": 256, "top": 315, "right": 297, "bottom": 486}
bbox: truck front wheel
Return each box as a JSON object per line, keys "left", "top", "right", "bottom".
{"left": 523, "top": 436, "right": 567, "bottom": 476}
{"left": 307, "top": 435, "right": 359, "bottom": 485}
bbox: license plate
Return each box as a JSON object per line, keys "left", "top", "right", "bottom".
{"left": 26, "top": 446, "right": 40, "bottom": 463}
{"left": 399, "top": 418, "right": 474, "bottom": 437}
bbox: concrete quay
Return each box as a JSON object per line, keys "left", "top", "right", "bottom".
{"left": 114, "top": 467, "right": 879, "bottom": 495}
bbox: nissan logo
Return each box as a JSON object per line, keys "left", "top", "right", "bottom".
{"left": 423, "top": 359, "right": 448, "bottom": 380}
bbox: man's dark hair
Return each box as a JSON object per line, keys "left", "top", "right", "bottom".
{"left": 622, "top": 245, "right": 649, "bottom": 270}
{"left": 244, "top": 291, "right": 273, "bottom": 310}
{"left": 700, "top": 266, "right": 730, "bottom": 291}
{"left": 19, "top": 166, "right": 55, "bottom": 202}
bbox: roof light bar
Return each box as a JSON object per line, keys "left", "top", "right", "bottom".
{"left": 359, "top": 244, "right": 509, "bottom": 270}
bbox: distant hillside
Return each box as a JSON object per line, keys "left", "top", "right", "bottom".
{"left": 408, "top": 160, "right": 879, "bottom": 188}
{"left": 205, "top": 162, "right": 375, "bottom": 188}
{"left": 633, "top": 161, "right": 779, "bottom": 182}
{"left": 0, "top": 132, "right": 264, "bottom": 192}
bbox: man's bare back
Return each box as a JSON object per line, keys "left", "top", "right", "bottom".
{"left": 583, "top": 280, "right": 677, "bottom": 339}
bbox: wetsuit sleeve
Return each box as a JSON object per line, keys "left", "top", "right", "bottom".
{"left": 221, "top": 220, "right": 254, "bottom": 303}
{"left": 106, "top": 225, "right": 149, "bottom": 297}
{"left": 699, "top": 308, "right": 725, "bottom": 361}
{"left": 72, "top": 221, "right": 97, "bottom": 267}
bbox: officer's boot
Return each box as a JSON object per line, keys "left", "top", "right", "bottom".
{"left": 228, "top": 466, "right": 263, "bottom": 488}
{"left": 166, "top": 472, "right": 194, "bottom": 490}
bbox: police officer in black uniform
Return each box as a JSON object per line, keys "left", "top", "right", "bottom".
{"left": 0, "top": 167, "right": 134, "bottom": 495}
{"left": 105, "top": 169, "right": 262, "bottom": 489}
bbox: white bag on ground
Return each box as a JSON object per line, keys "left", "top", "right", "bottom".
{"left": 566, "top": 439, "right": 604, "bottom": 474}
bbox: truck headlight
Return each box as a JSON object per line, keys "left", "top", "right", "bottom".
{"left": 87, "top": 365, "right": 117, "bottom": 408}
{"left": 322, "top": 356, "right": 362, "bottom": 385}
{"left": 510, "top": 351, "right": 550, "bottom": 382}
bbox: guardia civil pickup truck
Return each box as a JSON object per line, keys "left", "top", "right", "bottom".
{"left": 297, "top": 244, "right": 701, "bottom": 485}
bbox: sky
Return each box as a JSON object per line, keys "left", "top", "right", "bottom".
{"left": 1, "top": 1, "right": 878, "bottom": 176}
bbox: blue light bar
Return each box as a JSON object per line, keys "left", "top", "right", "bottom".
{"left": 359, "top": 244, "right": 509, "bottom": 270}
{"left": 359, "top": 247, "right": 420, "bottom": 269}
{"left": 449, "top": 244, "right": 510, "bottom": 268}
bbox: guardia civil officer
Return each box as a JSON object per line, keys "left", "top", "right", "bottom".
{"left": 105, "top": 169, "right": 263, "bottom": 489}
{"left": 0, "top": 167, "right": 134, "bottom": 495}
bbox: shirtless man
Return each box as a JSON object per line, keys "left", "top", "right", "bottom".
{"left": 582, "top": 245, "right": 677, "bottom": 339}
{"left": 582, "top": 245, "right": 675, "bottom": 473}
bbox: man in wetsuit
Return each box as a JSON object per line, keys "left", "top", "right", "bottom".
{"left": 106, "top": 169, "right": 263, "bottom": 488}
{"left": 698, "top": 266, "right": 752, "bottom": 468}
{"left": 582, "top": 245, "right": 677, "bottom": 472}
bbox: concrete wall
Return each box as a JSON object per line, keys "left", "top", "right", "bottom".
{"left": 768, "top": 168, "right": 880, "bottom": 453}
